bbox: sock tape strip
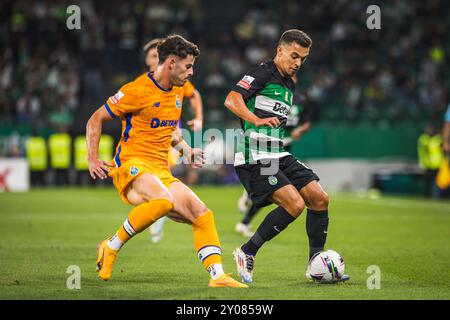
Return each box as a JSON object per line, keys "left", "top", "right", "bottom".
{"left": 123, "top": 218, "right": 137, "bottom": 237}
{"left": 197, "top": 245, "right": 222, "bottom": 262}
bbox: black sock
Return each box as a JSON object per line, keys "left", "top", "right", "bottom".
{"left": 241, "top": 206, "right": 295, "bottom": 256}
{"left": 242, "top": 203, "right": 259, "bottom": 225}
{"left": 306, "top": 209, "right": 329, "bottom": 260}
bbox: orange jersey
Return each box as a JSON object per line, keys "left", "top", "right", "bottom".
{"left": 105, "top": 73, "right": 185, "bottom": 167}
{"left": 135, "top": 72, "right": 195, "bottom": 98}
{"left": 183, "top": 80, "right": 195, "bottom": 98}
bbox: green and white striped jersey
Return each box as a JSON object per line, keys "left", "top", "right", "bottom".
{"left": 233, "top": 60, "right": 296, "bottom": 166}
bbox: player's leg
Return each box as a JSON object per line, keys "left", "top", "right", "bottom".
{"left": 298, "top": 180, "right": 329, "bottom": 260}
{"left": 298, "top": 180, "right": 349, "bottom": 282}
{"left": 237, "top": 189, "right": 251, "bottom": 213}
{"left": 236, "top": 188, "right": 257, "bottom": 237}
{"left": 276, "top": 156, "right": 327, "bottom": 261}
{"left": 112, "top": 173, "right": 174, "bottom": 246}
{"left": 149, "top": 216, "right": 167, "bottom": 243}
{"left": 97, "top": 173, "right": 174, "bottom": 281}
{"left": 235, "top": 202, "right": 259, "bottom": 237}
{"left": 277, "top": 157, "right": 329, "bottom": 280}
{"left": 149, "top": 146, "right": 183, "bottom": 243}
{"left": 241, "top": 185, "right": 304, "bottom": 255}
{"left": 299, "top": 180, "right": 349, "bottom": 282}
{"left": 235, "top": 184, "right": 305, "bottom": 282}
{"left": 168, "top": 181, "right": 247, "bottom": 288}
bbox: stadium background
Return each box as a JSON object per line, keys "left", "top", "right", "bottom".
{"left": 1, "top": 0, "right": 449, "bottom": 191}
{"left": 0, "top": 0, "right": 449, "bottom": 300}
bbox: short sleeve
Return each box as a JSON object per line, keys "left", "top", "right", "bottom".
{"left": 183, "top": 81, "right": 195, "bottom": 98}
{"left": 232, "top": 63, "right": 270, "bottom": 101}
{"left": 104, "top": 82, "right": 142, "bottom": 118}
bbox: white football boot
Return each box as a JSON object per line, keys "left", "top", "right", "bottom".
{"left": 233, "top": 247, "right": 255, "bottom": 283}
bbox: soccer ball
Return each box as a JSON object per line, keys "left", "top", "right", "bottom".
{"left": 308, "top": 250, "right": 345, "bottom": 283}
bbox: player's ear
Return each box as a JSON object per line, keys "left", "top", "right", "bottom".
{"left": 276, "top": 45, "right": 283, "bottom": 57}
{"left": 167, "top": 56, "right": 176, "bottom": 70}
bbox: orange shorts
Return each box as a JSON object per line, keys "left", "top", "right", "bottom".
{"left": 168, "top": 147, "right": 182, "bottom": 169}
{"left": 109, "top": 158, "right": 180, "bottom": 205}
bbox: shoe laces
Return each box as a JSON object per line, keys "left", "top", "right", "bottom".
{"left": 245, "top": 254, "right": 255, "bottom": 272}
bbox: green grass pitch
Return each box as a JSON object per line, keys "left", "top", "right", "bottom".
{"left": 0, "top": 186, "right": 449, "bottom": 300}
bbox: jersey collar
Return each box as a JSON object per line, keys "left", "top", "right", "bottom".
{"left": 147, "top": 72, "right": 172, "bottom": 92}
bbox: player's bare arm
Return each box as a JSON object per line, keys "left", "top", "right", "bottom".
{"left": 171, "top": 129, "right": 205, "bottom": 168}
{"left": 187, "top": 88, "right": 203, "bottom": 131}
{"left": 224, "top": 90, "right": 280, "bottom": 128}
{"left": 86, "top": 106, "right": 114, "bottom": 180}
{"left": 291, "top": 121, "right": 311, "bottom": 140}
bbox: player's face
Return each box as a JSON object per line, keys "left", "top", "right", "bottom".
{"left": 278, "top": 42, "right": 310, "bottom": 77}
{"left": 146, "top": 48, "right": 159, "bottom": 72}
{"left": 170, "top": 54, "right": 195, "bottom": 87}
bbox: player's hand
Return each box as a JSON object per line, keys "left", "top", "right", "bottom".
{"left": 253, "top": 116, "right": 280, "bottom": 128}
{"left": 187, "top": 118, "right": 203, "bottom": 131}
{"left": 291, "top": 127, "right": 303, "bottom": 140}
{"left": 88, "top": 159, "right": 113, "bottom": 180}
{"left": 189, "top": 148, "right": 205, "bottom": 168}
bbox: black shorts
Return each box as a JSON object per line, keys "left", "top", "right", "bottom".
{"left": 235, "top": 155, "right": 319, "bottom": 208}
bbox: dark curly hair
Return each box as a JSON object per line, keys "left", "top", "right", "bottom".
{"left": 157, "top": 35, "right": 200, "bottom": 64}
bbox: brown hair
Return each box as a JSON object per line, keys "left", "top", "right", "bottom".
{"left": 157, "top": 35, "right": 200, "bottom": 64}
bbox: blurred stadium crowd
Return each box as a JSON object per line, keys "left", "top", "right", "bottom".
{"left": 0, "top": 0, "right": 449, "bottom": 188}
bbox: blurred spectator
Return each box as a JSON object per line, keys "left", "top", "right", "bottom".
{"left": 15, "top": 90, "right": 41, "bottom": 125}
{"left": 48, "top": 96, "right": 74, "bottom": 132}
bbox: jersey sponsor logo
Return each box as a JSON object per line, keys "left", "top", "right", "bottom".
{"left": 130, "top": 166, "right": 139, "bottom": 176}
{"left": 110, "top": 90, "right": 124, "bottom": 105}
{"left": 237, "top": 75, "right": 255, "bottom": 90}
{"left": 254, "top": 95, "right": 290, "bottom": 118}
{"left": 150, "top": 118, "right": 179, "bottom": 129}
{"left": 273, "top": 102, "right": 289, "bottom": 116}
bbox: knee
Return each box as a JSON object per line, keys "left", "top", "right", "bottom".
{"left": 191, "top": 204, "right": 210, "bottom": 220}
{"left": 285, "top": 197, "right": 305, "bottom": 217}
{"left": 310, "top": 191, "right": 329, "bottom": 210}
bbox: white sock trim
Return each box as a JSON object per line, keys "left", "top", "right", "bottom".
{"left": 107, "top": 234, "right": 124, "bottom": 251}
{"left": 208, "top": 263, "right": 225, "bottom": 280}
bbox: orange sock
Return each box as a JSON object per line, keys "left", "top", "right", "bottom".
{"left": 192, "top": 210, "right": 222, "bottom": 269}
{"left": 117, "top": 198, "right": 174, "bottom": 243}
